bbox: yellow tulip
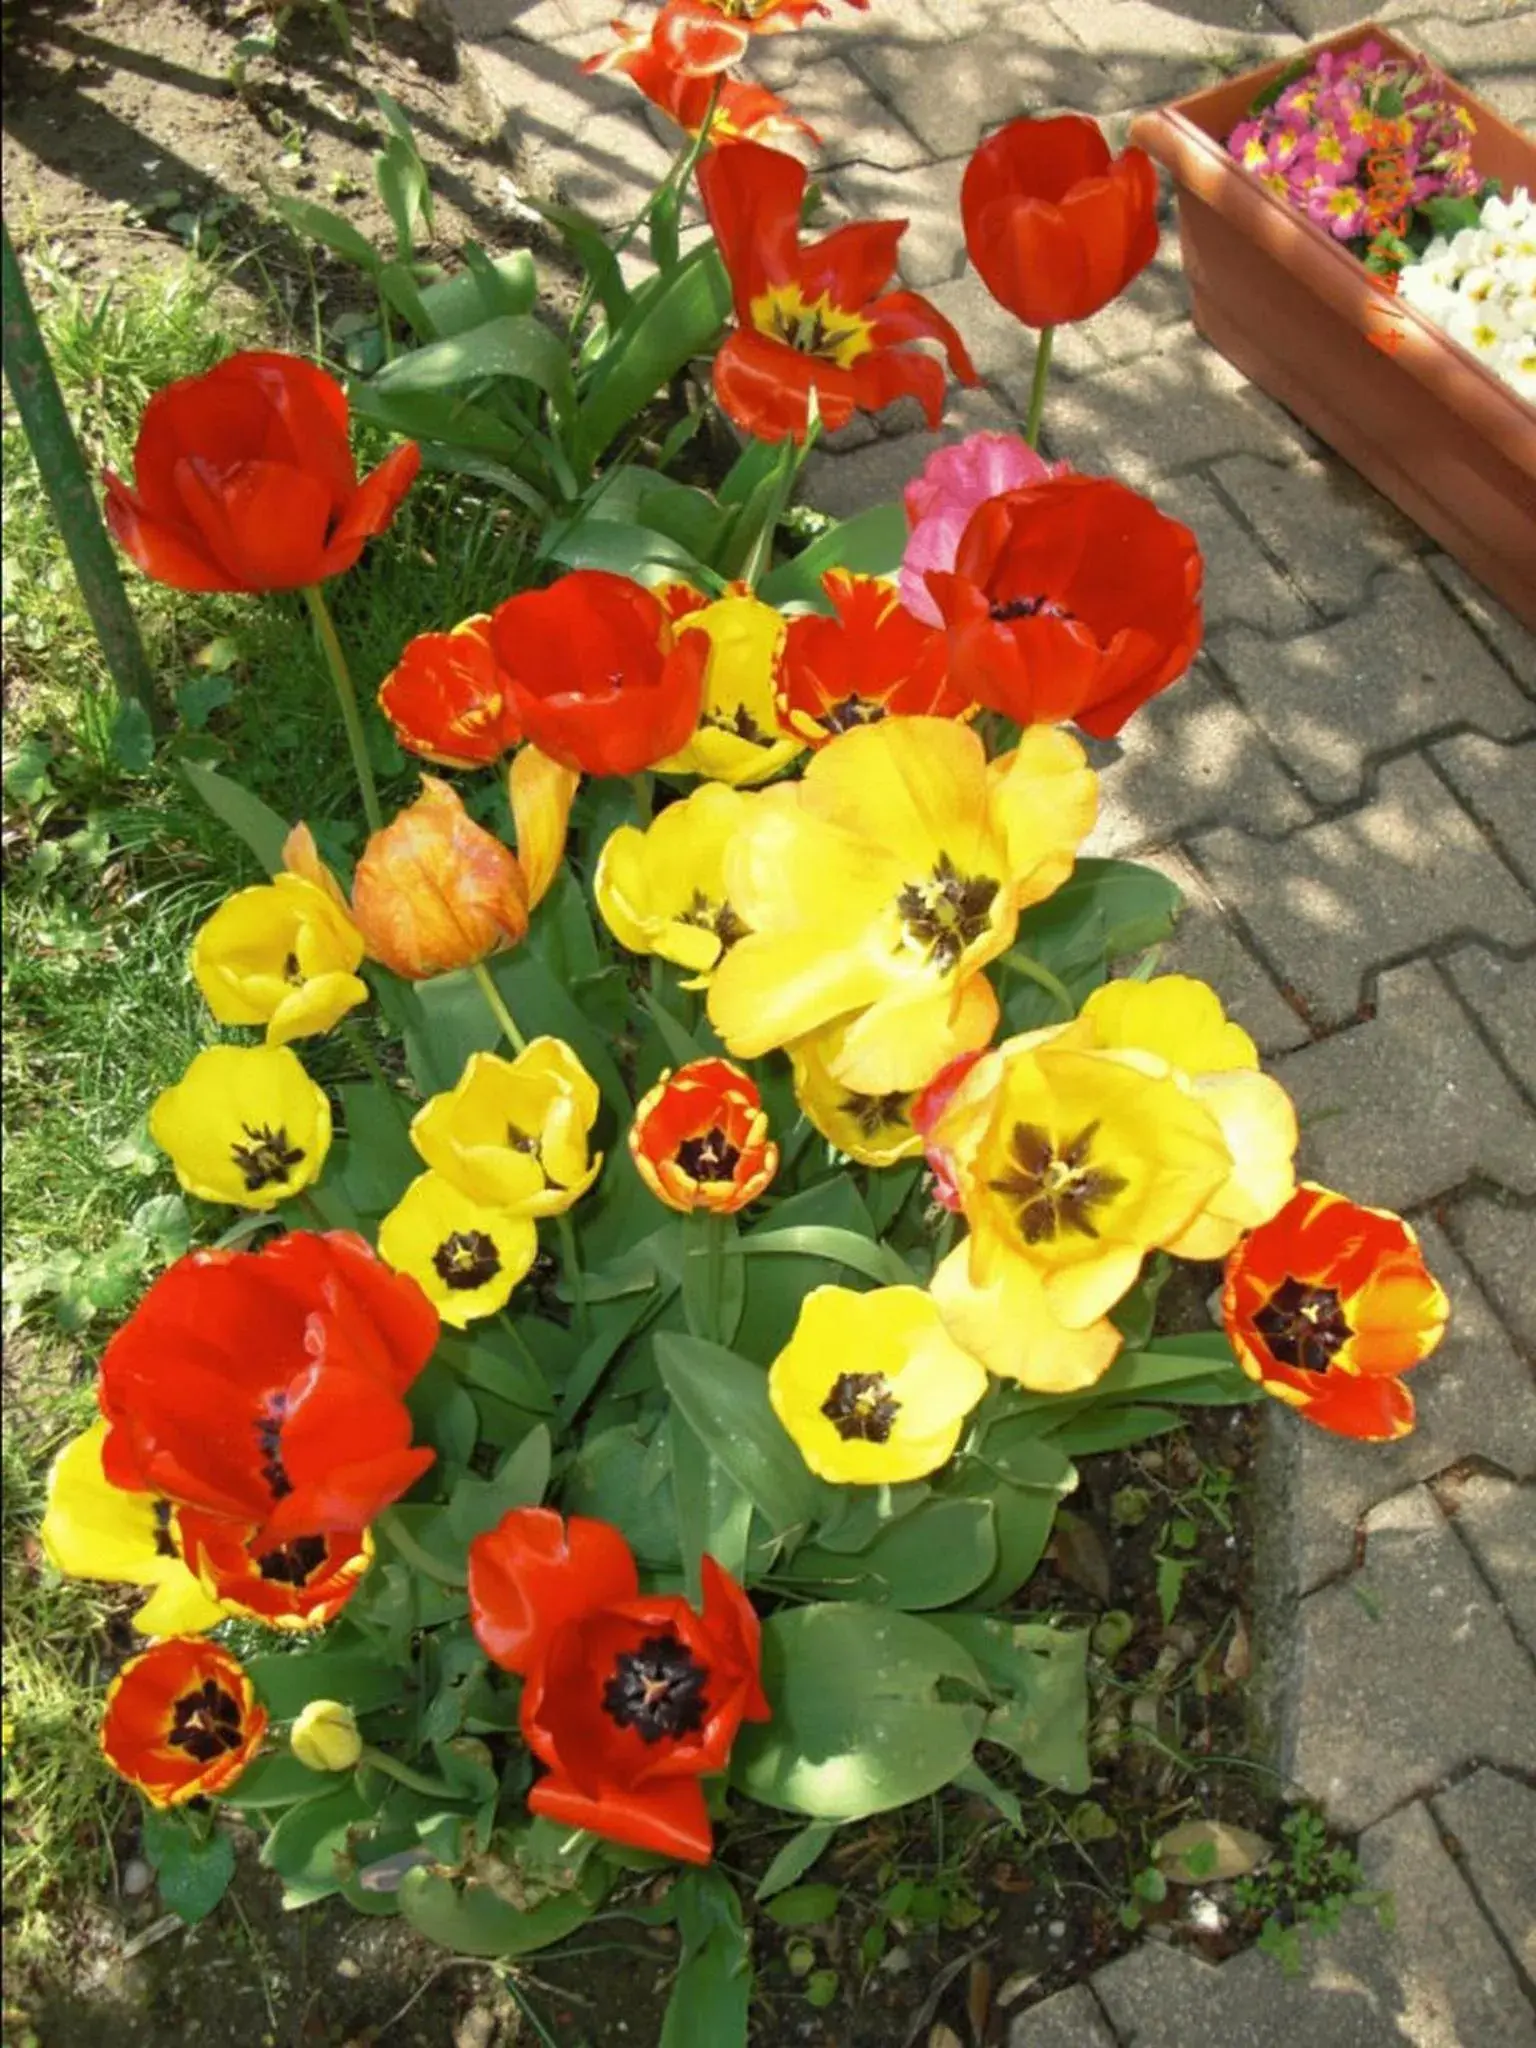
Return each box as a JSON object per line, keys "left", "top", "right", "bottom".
{"left": 768, "top": 1285, "right": 989, "bottom": 1484}
{"left": 928, "top": 1242, "right": 1122, "bottom": 1393}
{"left": 149, "top": 1044, "right": 331, "bottom": 1210}
{"left": 291, "top": 1700, "right": 363, "bottom": 1773}
{"left": 377, "top": 1170, "right": 537, "bottom": 1327}
{"left": 191, "top": 874, "right": 367, "bottom": 1045}
{"left": 1078, "top": 974, "right": 1258, "bottom": 1076}
{"left": 411, "top": 1040, "right": 602, "bottom": 1216}
{"left": 41, "top": 1422, "right": 229, "bottom": 1637}
{"left": 654, "top": 589, "right": 804, "bottom": 788}
{"left": 707, "top": 716, "right": 1096, "bottom": 1093}
{"left": 594, "top": 781, "right": 756, "bottom": 981}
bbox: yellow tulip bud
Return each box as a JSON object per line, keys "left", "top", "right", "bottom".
{"left": 290, "top": 1700, "right": 362, "bottom": 1773}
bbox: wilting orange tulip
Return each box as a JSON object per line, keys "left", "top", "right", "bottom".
{"left": 378, "top": 615, "right": 523, "bottom": 768}
{"left": 351, "top": 778, "right": 530, "bottom": 981}
{"left": 650, "top": 0, "right": 864, "bottom": 77}
{"left": 962, "top": 115, "right": 1159, "bottom": 330}
{"left": 103, "top": 351, "right": 418, "bottom": 594}
{"left": 585, "top": 18, "right": 817, "bottom": 145}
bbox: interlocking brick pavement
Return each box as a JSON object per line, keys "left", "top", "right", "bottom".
{"left": 446, "top": 0, "right": 1536, "bottom": 2035}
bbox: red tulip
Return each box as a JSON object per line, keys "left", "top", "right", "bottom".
{"left": 100, "top": 1638, "right": 267, "bottom": 1807}
{"left": 962, "top": 115, "right": 1160, "bottom": 330}
{"left": 97, "top": 1231, "right": 438, "bottom": 1549}
{"left": 585, "top": 16, "right": 817, "bottom": 146}
{"left": 378, "top": 616, "right": 523, "bottom": 769}
{"left": 651, "top": 0, "right": 864, "bottom": 77}
{"left": 177, "top": 1511, "right": 372, "bottom": 1629}
{"left": 774, "top": 570, "right": 970, "bottom": 746}
{"left": 926, "top": 475, "right": 1203, "bottom": 738}
{"left": 698, "top": 140, "right": 978, "bottom": 443}
{"left": 103, "top": 351, "right": 419, "bottom": 593}
{"left": 489, "top": 571, "right": 708, "bottom": 776}
{"left": 1222, "top": 1185, "right": 1450, "bottom": 1440}
{"left": 630, "top": 1057, "right": 779, "bottom": 1215}
{"left": 468, "top": 1508, "right": 770, "bottom": 1864}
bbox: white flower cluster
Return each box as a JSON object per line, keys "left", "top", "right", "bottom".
{"left": 1397, "top": 186, "right": 1536, "bottom": 402}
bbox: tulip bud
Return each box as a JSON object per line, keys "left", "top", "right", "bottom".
{"left": 290, "top": 1699, "right": 362, "bottom": 1773}
{"left": 351, "top": 777, "right": 529, "bottom": 980}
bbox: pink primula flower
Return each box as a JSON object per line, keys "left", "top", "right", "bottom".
{"left": 899, "top": 431, "right": 1068, "bottom": 627}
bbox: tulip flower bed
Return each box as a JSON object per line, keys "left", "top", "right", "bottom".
{"left": 19, "top": 3, "right": 1455, "bottom": 2040}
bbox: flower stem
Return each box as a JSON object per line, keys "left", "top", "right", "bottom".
{"left": 303, "top": 583, "right": 383, "bottom": 835}
{"left": 1023, "top": 325, "right": 1055, "bottom": 450}
{"left": 630, "top": 771, "right": 653, "bottom": 827}
{"left": 1001, "top": 945, "right": 1076, "bottom": 1019}
{"left": 376, "top": 1508, "right": 467, "bottom": 1587}
{"left": 470, "top": 960, "right": 528, "bottom": 1054}
{"left": 555, "top": 1210, "right": 589, "bottom": 1344}
{"left": 358, "top": 1746, "right": 461, "bottom": 1799}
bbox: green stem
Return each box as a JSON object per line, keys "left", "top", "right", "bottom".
{"left": 630, "top": 771, "right": 653, "bottom": 827}
{"left": 358, "top": 1745, "right": 462, "bottom": 1800}
{"left": 376, "top": 1508, "right": 467, "bottom": 1587}
{"left": 339, "top": 1020, "right": 412, "bottom": 1133}
{"left": 686, "top": 1210, "right": 729, "bottom": 1344}
{"left": 1023, "top": 325, "right": 1055, "bottom": 450}
{"left": 555, "top": 1210, "right": 589, "bottom": 1343}
{"left": 471, "top": 960, "right": 528, "bottom": 1054}
{"left": 664, "top": 76, "right": 724, "bottom": 235}
{"left": 1001, "top": 945, "right": 1076, "bottom": 1019}
{"left": 302, "top": 582, "right": 383, "bottom": 834}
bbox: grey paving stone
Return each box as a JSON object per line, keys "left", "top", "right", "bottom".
{"left": 1413, "top": 13, "right": 1536, "bottom": 126}
{"left": 1291, "top": 1484, "right": 1536, "bottom": 1831}
{"left": 922, "top": 268, "right": 1109, "bottom": 390}
{"left": 1267, "top": 959, "right": 1536, "bottom": 1208}
{"left": 1447, "top": 1191, "right": 1536, "bottom": 1358}
{"left": 1212, "top": 569, "right": 1536, "bottom": 808}
{"left": 1081, "top": 655, "right": 1314, "bottom": 857}
{"left": 800, "top": 385, "right": 1015, "bottom": 520}
{"left": 828, "top": 156, "right": 969, "bottom": 290}
{"left": 1192, "top": 753, "right": 1536, "bottom": 1029}
{"left": 793, "top": 57, "right": 931, "bottom": 171}
{"left": 1276, "top": 0, "right": 1524, "bottom": 31}
{"left": 1043, "top": 0, "right": 1295, "bottom": 108}
{"left": 1209, "top": 453, "right": 1420, "bottom": 620}
{"left": 1449, "top": 1471, "right": 1536, "bottom": 1656}
{"left": 1289, "top": 1218, "right": 1536, "bottom": 1590}
{"left": 846, "top": 4, "right": 1121, "bottom": 152}
{"left": 1432, "top": 1766, "right": 1536, "bottom": 1980}
{"left": 1427, "top": 554, "right": 1536, "bottom": 697}
{"left": 1431, "top": 734, "right": 1536, "bottom": 892}
{"left": 1042, "top": 333, "right": 1311, "bottom": 489}
{"left": 1008, "top": 1982, "right": 1117, "bottom": 2048}
{"left": 1132, "top": 846, "right": 1311, "bottom": 1054}
{"left": 1073, "top": 216, "right": 1193, "bottom": 366}
{"left": 1154, "top": 470, "right": 1313, "bottom": 636}
{"left": 748, "top": 0, "right": 949, "bottom": 90}
{"left": 1442, "top": 945, "right": 1536, "bottom": 1098}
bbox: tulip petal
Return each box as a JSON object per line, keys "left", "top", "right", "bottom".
{"left": 509, "top": 744, "right": 580, "bottom": 910}
{"left": 529, "top": 1770, "right": 715, "bottom": 1864}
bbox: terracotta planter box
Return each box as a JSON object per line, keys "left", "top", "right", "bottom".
{"left": 1130, "top": 22, "right": 1536, "bottom": 631}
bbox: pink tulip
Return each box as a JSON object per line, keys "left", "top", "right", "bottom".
{"left": 899, "top": 432, "right": 1069, "bottom": 626}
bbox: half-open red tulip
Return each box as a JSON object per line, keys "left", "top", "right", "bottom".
{"left": 104, "top": 350, "right": 418, "bottom": 593}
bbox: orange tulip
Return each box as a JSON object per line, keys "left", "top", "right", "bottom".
{"left": 351, "top": 778, "right": 530, "bottom": 981}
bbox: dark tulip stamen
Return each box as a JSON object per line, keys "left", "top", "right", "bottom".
{"left": 166, "top": 1679, "right": 245, "bottom": 1764}
{"left": 1254, "top": 1276, "right": 1352, "bottom": 1374}
{"left": 821, "top": 1371, "right": 901, "bottom": 1444}
{"left": 602, "top": 1632, "right": 710, "bottom": 1745}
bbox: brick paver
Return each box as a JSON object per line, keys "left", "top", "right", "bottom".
{"left": 446, "top": 0, "right": 1536, "bottom": 2035}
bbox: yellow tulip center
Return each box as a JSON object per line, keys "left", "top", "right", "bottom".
{"left": 676, "top": 1126, "right": 742, "bottom": 1184}
{"left": 283, "top": 951, "right": 303, "bottom": 984}
{"left": 229, "top": 1121, "right": 306, "bottom": 1194}
{"left": 751, "top": 284, "right": 873, "bottom": 367}
{"left": 988, "top": 1119, "right": 1128, "bottom": 1246}
{"left": 820, "top": 1371, "right": 900, "bottom": 1444}
{"left": 895, "top": 852, "right": 1000, "bottom": 973}
{"left": 602, "top": 1632, "right": 710, "bottom": 1743}
{"left": 432, "top": 1230, "right": 501, "bottom": 1291}
{"left": 167, "top": 1679, "right": 245, "bottom": 1764}
{"left": 1254, "top": 1277, "right": 1351, "bottom": 1374}
{"left": 840, "top": 1089, "right": 913, "bottom": 1139}
{"left": 257, "top": 1534, "right": 329, "bottom": 1587}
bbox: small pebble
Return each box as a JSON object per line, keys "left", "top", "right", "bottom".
{"left": 121, "top": 1858, "right": 153, "bottom": 1899}
{"left": 1186, "top": 1893, "right": 1226, "bottom": 1935}
{"left": 335, "top": 1957, "right": 362, "bottom": 1980}
{"left": 1046, "top": 1919, "right": 1066, "bottom": 1939}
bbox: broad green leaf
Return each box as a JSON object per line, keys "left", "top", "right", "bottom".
{"left": 377, "top": 259, "right": 437, "bottom": 342}
{"left": 927, "top": 1615, "right": 1090, "bottom": 1792}
{"left": 544, "top": 515, "right": 712, "bottom": 583}
{"left": 563, "top": 1423, "right": 681, "bottom": 1571}
{"left": 260, "top": 1783, "right": 374, "bottom": 1905}
{"left": 739, "top": 1225, "right": 918, "bottom": 1289}
{"left": 182, "top": 759, "right": 289, "bottom": 875}
{"left": 573, "top": 244, "right": 731, "bottom": 473}
{"left": 398, "top": 1864, "right": 606, "bottom": 1956}
{"left": 140, "top": 1812, "right": 235, "bottom": 1925}
{"left": 1012, "top": 857, "right": 1184, "bottom": 983}
{"left": 267, "top": 191, "right": 382, "bottom": 272}
{"left": 757, "top": 503, "right": 908, "bottom": 607}
{"left": 417, "top": 247, "right": 537, "bottom": 336}
{"left": 247, "top": 1646, "right": 406, "bottom": 1721}
{"left": 731, "top": 1605, "right": 987, "bottom": 1819}
{"left": 331, "top": 1081, "right": 419, "bottom": 1217}
{"left": 1048, "top": 1406, "right": 1183, "bottom": 1455}
{"left": 753, "top": 1819, "right": 837, "bottom": 1902}
{"left": 786, "top": 1498, "right": 997, "bottom": 1610}
{"left": 764, "top": 1882, "right": 841, "bottom": 1927}
{"left": 223, "top": 1752, "right": 333, "bottom": 1812}
{"left": 538, "top": 198, "right": 631, "bottom": 330}
{"left": 372, "top": 313, "right": 576, "bottom": 422}
{"left": 351, "top": 382, "right": 545, "bottom": 466}
{"left": 446, "top": 1424, "right": 552, "bottom": 1544}
{"left": 659, "top": 1867, "right": 752, "bottom": 2048}
{"left": 656, "top": 1332, "right": 825, "bottom": 1544}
